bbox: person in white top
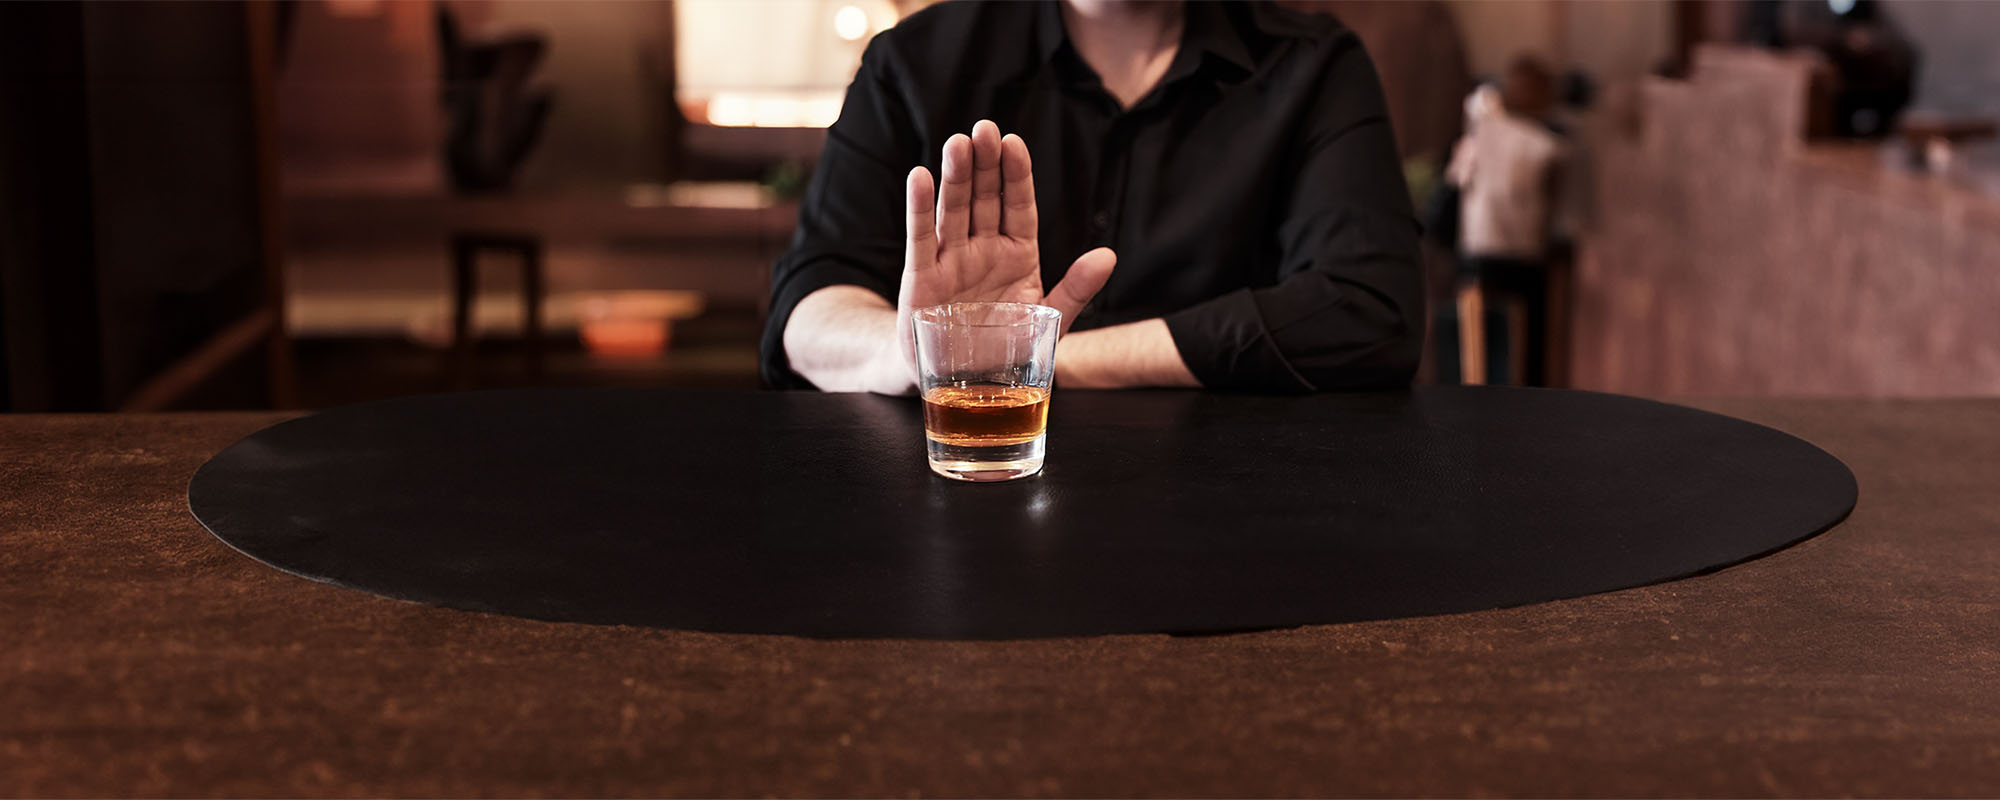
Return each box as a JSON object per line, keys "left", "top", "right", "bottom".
{"left": 1444, "top": 56, "right": 1564, "bottom": 385}
{"left": 1449, "top": 83, "right": 1561, "bottom": 260}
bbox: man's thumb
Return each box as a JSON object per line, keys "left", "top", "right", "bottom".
{"left": 1045, "top": 247, "right": 1116, "bottom": 336}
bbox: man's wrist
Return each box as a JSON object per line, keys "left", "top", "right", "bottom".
{"left": 1055, "top": 328, "right": 1110, "bottom": 388}
{"left": 871, "top": 330, "right": 918, "bottom": 395}
{"left": 1055, "top": 319, "right": 1200, "bottom": 389}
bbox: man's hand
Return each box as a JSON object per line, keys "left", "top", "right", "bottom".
{"left": 782, "top": 120, "right": 1118, "bottom": 394}
{"left": 893, "top": 120, "right": 1117, "bottom": 381}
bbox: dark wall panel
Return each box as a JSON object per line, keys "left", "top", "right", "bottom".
{"left": 0, "top": 1, "right": 271, "bottom": 411}
{"left": 0, "top": 2, "right": 105, "bottom": 411}
{"left": 83, "top": 2, "right": 267, "bottom": 407}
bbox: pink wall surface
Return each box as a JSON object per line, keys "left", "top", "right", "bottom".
{"left": 1572, "top": 47, "right": 2000, "bottom": 397}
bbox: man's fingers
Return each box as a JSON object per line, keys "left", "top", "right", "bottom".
{"left": 1045, "top": 247, "right": 1116, "bottom": 336}
{"left": 1000, "top": 133, "right": 1038, "bottom": 240}
{"left": 969, "top": 120, "right": 1004, "bottom": 237}
{"left": 937, "top": 134, "right": 973, "bottom": 247}
{"left": 905, "top": 166, "right": 937, "bottom": 274}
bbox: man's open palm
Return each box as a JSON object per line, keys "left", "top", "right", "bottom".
{"left": 895, "top": 120, "right": 1116, "bottom": 373}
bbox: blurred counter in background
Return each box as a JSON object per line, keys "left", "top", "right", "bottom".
{"left": 1573, "top": 45, "right": 2000, "bottom": 397}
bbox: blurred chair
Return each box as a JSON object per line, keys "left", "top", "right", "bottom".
{"left": 436, "top": 4, "right": 553, "bottom": 193}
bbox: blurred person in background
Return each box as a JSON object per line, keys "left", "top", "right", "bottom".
{"left": 760, "top": 0, "right": 1424, "bottom": 394}
{"left": 1445, "top": 55, "right": 1565, "bottom": 386}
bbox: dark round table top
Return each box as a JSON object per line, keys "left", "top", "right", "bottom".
{"left": 188, "top": 386, "right": 1855, "bottom": 639}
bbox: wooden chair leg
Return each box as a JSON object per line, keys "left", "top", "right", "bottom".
{"left": 1456, "top": 280, "right": 1485, "bottom": 386}
{"left": 521, "top": 241, "right": 544, "bottom": 383}
{"left": 451, "top": 237, "right": 477, "bottom": 390}
{"left": 1504, "top": 296, "right": 1529, "bottom": 387}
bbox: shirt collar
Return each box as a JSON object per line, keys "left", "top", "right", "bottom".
{"left": 1034, "top": 1, "right": 1257, "bottom": 81}
{"left": 1183, "top": 1, "right": 1256, "bottom": 75}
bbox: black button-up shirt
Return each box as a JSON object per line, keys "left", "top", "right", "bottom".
{"left": 760, "top": 0, "right": 1423, "bottom": 392}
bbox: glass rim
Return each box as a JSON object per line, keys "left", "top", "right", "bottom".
{"left": 911, "top": 301, "right": 1062, "bottom": 327}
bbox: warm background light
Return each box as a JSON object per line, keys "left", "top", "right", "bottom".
{"left": 676, "top": 0, "right": 898, "bottom": 128}
{"left": 834, "top": 5, "right": 870, "bottom": 41}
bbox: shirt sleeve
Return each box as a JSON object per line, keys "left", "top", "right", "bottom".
{"left": 1160, "top": 36, "right": 1426, "bottom": 393}
{"left": 758, "top": 35, "right": 920, "bottom": 389}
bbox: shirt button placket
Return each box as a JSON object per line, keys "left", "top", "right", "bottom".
{"left": 1093, "top": 119, "right": 1131, "bottom": 249}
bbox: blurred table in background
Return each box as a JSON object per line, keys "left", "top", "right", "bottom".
{"left": 281, "top": 186, "right": 796, "bottom": 400}
{"left": 284, "top": 185, "right": 796, "bottom": 333}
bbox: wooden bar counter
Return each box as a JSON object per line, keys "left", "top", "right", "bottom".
{"left": 4, "top": 397, "right": 1998, "bottom": 796}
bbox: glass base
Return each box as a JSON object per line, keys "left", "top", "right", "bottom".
{"left": 927, "top": 433, "right": 1045, "bottom": 482}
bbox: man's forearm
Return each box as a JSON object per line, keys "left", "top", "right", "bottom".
{"left": 788, "top": 289, "right": 1191, "bottom": 392}
{"left": 783, "top": 286, "right": 914, "bottom": 394}
{"left": 1054, "top": 318, "right": 1201, "bottom": 389}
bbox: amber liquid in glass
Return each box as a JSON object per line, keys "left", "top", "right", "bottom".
{"left": 922, "top": 383, "right": 1050, "bottom": 446}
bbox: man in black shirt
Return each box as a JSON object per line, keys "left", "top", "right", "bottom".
{"left": 761, "top": 0, "right": 1422, "bottom": 393}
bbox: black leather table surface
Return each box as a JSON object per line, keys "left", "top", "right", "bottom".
{"left": 188, "top": 387, "right": 1855, "bottom": 639}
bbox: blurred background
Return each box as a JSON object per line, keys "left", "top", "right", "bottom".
{"left": 1, "top": 0, "right": 1994, "bottom": 412}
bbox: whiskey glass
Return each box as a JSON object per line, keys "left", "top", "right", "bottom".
{"left": 912, "top": 302, "right": 1060, "bottom": 482}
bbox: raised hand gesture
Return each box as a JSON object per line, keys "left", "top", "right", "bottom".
{"left": 894, "top": 120, "right": 1117, "bottom": 377}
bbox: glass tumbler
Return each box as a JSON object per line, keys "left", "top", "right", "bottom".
{"left": 912, "top": 302, "right": 1061, "bottom": 482}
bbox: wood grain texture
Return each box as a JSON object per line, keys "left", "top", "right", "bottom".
{"left": 3, "top": 398, "right": 1998, "bottom": 797}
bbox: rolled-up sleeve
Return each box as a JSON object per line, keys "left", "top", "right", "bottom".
{"left": 759, "top": 36, "right": 919, "bottom": 389}
{"left": 1161, "top": 38, "right": 1424, "bottom": 393}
